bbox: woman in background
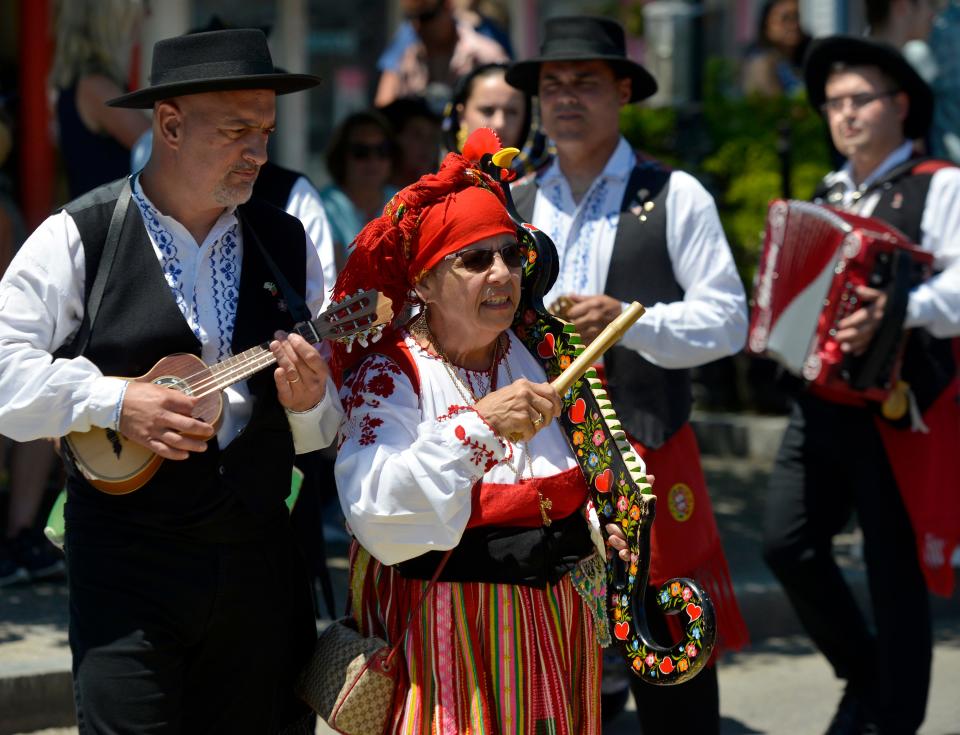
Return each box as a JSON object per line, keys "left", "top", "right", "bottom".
{"left": 741, "top": 0, "right": 811, "bottom": 97}
{"left": 320, "top": 111, "right": 399, "bottom": 267}
{"left": 50, "top": 0, "right": 150, "bottom": 199}
{"left": 443, "top": 62, "right": 550, "bottom": 175}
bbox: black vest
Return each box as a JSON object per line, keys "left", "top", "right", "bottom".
{"left": 814, "top": 157, "right": 958, "bottom": 416}
{"left": 514, "top": 161, "right": 691, "bottom": 449}
{"left": 60, "top": 179, "right": 308, "bottom": 541}
{"left": 252, "top": 161, "right": 304, "bottom": 211}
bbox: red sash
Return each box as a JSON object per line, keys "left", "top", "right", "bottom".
{"left": 629, "top": 423, "right": 750, "bottom": 654}
{"left": 875, "top": 376, "right": 960, "bottom": 597}
{"left": 467, "top": 466, "right": 587, "bottom": 528}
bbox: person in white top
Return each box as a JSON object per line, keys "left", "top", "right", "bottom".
{"left": 505, "top": 15, "right": 750, "bottom": 733}
{"left": 0, "top": 30, "right": 343, "bottom": 732}
{"left": 763, "top": 36, "right": 960, "bottom": 735}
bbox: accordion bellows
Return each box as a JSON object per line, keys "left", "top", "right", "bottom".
{"left": 748, "top": 200, "right": 933, "bottom": 403}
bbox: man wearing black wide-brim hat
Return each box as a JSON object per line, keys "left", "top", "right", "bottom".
{"left": 763, "top": 35, "right": 960, "bottom": 735}
{"left": 507, "top": 15, "right": 750, "bottom": 733}
{"left": 0, "top": 29, "right": 343, "bottom": 731}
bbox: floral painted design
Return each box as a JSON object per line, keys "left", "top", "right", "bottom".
{"left": 508, "top": 230, "right": 716, "bottom": 686}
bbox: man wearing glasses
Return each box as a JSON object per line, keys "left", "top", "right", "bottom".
{"left": 763, "top": 36, "right": 960, "bottom": 735}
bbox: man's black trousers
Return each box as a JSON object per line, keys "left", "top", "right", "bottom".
{"left": 66, "top": 518, "right": 316, "bottom": 734}
{"left": 762, "top": 394, "right": 931, "bottom": 734}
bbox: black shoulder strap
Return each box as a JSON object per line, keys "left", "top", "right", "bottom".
{"left": 238, "top": 208, "right": 312, "bottom": 323}
{"left": 72, "top": 180, "right": 131, "bottom": 357}
{"left": 512, "top": 177, "right": 539, "bottom": 222}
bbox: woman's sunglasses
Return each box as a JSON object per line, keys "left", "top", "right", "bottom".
{"left": 347, "top": 142, "right": 392, "bottom": 160}
{"left": 444, "top": 242, "right": 523, "bottom": 273}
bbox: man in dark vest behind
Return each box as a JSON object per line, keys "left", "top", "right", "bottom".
{"left": 762, "top": 37, "right": 960, "bottom": 735}
{"left": 0, "top": 30, "right": 344, "bottom": 732}
{"left": 506, "top": 16, "right": 749, "bottom": 733}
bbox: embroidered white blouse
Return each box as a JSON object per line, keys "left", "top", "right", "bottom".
{"left": 335, "top": 329, "right": 617, "bottom": 566}
{"left": 0, "top": 175, "right": 343, "bottom": 452}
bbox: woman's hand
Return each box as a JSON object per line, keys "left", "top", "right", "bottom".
{"left": 606, "top": 473, "right": 654, "bottom": 561}
{"left": 474, "top": 379, "right": 561, "bottom": 443}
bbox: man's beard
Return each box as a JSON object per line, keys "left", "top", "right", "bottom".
{"left": 213, "top": 167, "right": 259, "bottom": 207}
{"left": 213, "top": 174, "right": 256, "bottom": 207}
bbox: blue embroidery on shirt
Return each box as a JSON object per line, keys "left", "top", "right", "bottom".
{"left": 211, "top": 226, "right": 240, "bottom": 360}
{"left": 131, "top": 184, "right": 200, "bottom": 342}
{"left": 545, "top": 176, "right": 610, "bottom": 295}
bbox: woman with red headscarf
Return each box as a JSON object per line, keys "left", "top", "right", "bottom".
{"left": 331, "top": 131, "right": 627, "bottom": 733}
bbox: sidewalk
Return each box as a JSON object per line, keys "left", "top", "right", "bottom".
{"left": 1, "top": 412, "right": 958, "bottom": 733}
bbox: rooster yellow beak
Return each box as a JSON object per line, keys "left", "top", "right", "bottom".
{"left": 492, "top": 147, "right": 521, "bottom": 168}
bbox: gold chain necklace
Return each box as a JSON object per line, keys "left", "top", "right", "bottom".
{"left": 410, "top": 313, "right": 552, "bottom": 526}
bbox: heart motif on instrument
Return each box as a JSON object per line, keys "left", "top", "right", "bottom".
{"left": 595, "top": 468, "right": 613, "bottom": 493}
{"left": 658, "top": 657, "right": 675, "bottom": 675}
{"left": 536, "top": 333, "right": 556, "bottom": 359}
{"left": 686, "top": 603, "right": 702, "bottom": 622}
{"left": 568, "top": 398, "right": 587, "bottom": 424}
{"left": 613, "top": 621, "right": 630, "bottom": 640}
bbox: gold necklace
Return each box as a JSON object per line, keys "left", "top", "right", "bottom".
{"left": 410, "top": 312, "right": 551, "bottom": 526}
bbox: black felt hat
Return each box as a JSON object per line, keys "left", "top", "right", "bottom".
{"left": 804, "top": 35, "right": 933, "bottom": 139}
{"left": 505, "top": 16, "right": 657, "bottom": 103}
{"left": 107, "top": 29, "right": 321, "bottom": 109}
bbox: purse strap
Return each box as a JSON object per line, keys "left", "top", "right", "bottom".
{"left": 385, "top": 550, "right": 453, "bottom": 667}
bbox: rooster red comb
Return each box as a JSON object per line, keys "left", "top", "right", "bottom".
{"left": 330, "top": 128, "right": 518, "bottom": 377}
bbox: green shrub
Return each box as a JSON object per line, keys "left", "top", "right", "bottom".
{"left": 619, "top": 58, "right": 832, "bottom": 287}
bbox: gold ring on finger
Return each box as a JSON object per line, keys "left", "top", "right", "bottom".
{"left": 286, "top": 371, "right": 301, "bottom": 384}
{"left": 532, "top": 412, "right": 544, "bottom": 428}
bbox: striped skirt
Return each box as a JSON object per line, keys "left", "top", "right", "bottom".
{"left": 348, "top": 544, "right": 602, "bottom": 735}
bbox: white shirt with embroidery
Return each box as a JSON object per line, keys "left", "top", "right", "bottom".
{"left": 820, "top": 141, "right": 960, "bottom": 338}
{"left": 335, "top": 329, "right": 582, "bottom": 566}
{"left": 0, "top": 175, "right": 343, "bottom": 453}
{"left": 529, "top": 137, "right": 747, "bottom": 369}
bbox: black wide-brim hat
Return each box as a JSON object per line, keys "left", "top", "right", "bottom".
{"left": 107, "top": 29, "right": 321, "bottom": 109}
{"left": 506, "top": 16, "right": 657, "bottom": 103}
{"left": 804, "top": 35, "right": 933, "bottom": 139}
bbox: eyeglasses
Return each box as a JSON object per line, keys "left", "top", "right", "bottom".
{"left": 444, "top": 242, "right": 523, "bottom": 272}
{"left": 820, "top": 91, "right": 898, "bottom": 115}
{"left": 347, "top": 142, "right": 392, "bottom": 160}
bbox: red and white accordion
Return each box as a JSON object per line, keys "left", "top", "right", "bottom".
{"left": 748, "top": 199, "right": 933, "bottom": 403}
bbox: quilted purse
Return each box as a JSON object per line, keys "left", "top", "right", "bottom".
{"left": 296, "top": 550, "right": 451, "bottom": 735}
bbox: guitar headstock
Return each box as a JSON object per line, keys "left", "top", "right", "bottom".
{"left": 301, "top": 289, "right": 393, "bottom": 348}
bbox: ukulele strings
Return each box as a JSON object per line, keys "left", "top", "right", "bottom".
{"left": 185, "top": 348, "right": 277, "bottom": 399}
{"left": 173, "top": 305, "right": 370, "bottom": 398}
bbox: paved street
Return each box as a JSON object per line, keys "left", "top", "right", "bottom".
{"left": 16, "top": 625, "right": 960, "bottom": 735}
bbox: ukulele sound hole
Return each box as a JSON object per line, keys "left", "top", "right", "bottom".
{"left": 154, "top": 375, "right": 192, "bottom": 395}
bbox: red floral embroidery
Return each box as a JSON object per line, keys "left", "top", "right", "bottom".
{"left": 452, "top": 423, "right": 499, "bottom": 473}
{"left": 359, "top": 416, "right": 384, "bottom": 446}
{"left": 339, "top": 355, "right": 404, "bottom": 448}
{"left": 438, "top": 405, "right": 512, "bottom": 465}
{"left": 367, "top": 372, "right": 396, "bottom": 398}
{"left": 437, "top": 405, "right": 474, "bottom": 422}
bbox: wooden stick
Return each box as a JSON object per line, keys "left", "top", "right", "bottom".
{"left": 550, "top": 301, "right": 646, "bottom": 396}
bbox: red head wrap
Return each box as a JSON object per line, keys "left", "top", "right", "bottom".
{"left": 330, "top": 129, "right": 517, "bottom": 379}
